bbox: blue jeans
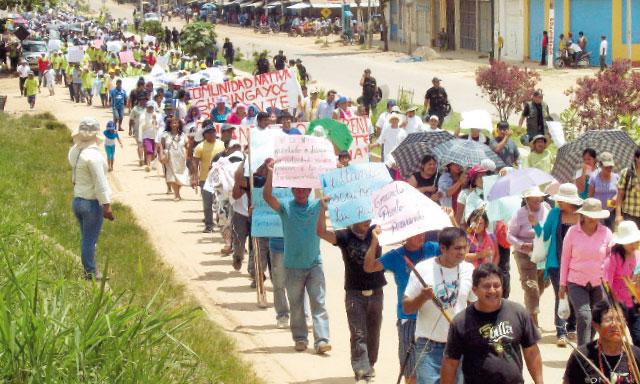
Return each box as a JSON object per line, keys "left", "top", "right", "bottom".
{"left": 285, "top": 264, "right": 330, "bottom": 347}
{"left": 270, "top": 251, "right": 289, "bottom": 320}
{"left": 567, "top": 282, "right": 604, "bottom": 346}
{"left": 415, "top": 338, "right": 462, "bottom": 384}
{"left": 72, "top": 198, "right": 104, "bottom": 275}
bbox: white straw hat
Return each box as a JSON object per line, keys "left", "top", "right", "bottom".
{"left": 71, "top": 117, "right": 104, "bottom": 144}
{"left": 576, "top": 198, "right": 610, "bottom": 219}
{"left": 521, "top": 187, "right": 547, "bottom": 199}
{"left": 613, "top": 221, "right": 640, "bottom": 245}
{"left": 551, "top": 183, "right": 583, "bottom": 206}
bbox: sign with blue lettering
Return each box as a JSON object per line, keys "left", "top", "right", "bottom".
{"left": 320, "top": 163, "right": 392, "bottom": 228}
{"left": 251, "top": 187, "right": 293, "bottom": 237}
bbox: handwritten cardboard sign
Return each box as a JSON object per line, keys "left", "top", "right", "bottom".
{"left": 273, "top": 135, "right": 336, "bottom": 188}
{"left": 188, "top": 69, "right": 301, "bottom": 117}
{"left": 106, "top": 40, "right": 123, "bottom": 53}
{"left": 251, "top": 187, "right": 293, "bottom": 237}
{"left": 320, "top": 163, "right": 391, "bottom": 228}
{"left": 344, "top": 116, "right": 371, "bottom": 163}
{"left": 67, "top": 46, "right": 84, "bottom": 63}
{"left": 371, "top": 181, "right": 452, "bottom": 246}
{"left": 47, "top": 39, "right": 61, "bottom": 52}
{"left": 119, "top": 50, "right": 134, "bottom": 64}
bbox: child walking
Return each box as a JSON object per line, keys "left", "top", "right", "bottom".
{"left": 23, "top": 71, "right": 39, "bottom": 109}
{"left": 42, "top": 64, "right": 55, "bottom": 96}
{"left": 104, "top": 120, "right": 123, "bottom": 171}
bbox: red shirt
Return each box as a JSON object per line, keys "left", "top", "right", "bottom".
{"left": 37, "top": 57, "right": 49, "bottom": 73}
{"left": 542, "top": 36, "right": 549, "bottom": 48}
{"left": 146, "top": 54, "right": 156, "bottom": 66}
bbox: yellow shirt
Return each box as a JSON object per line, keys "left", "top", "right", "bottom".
{"left": 24, "top": 78, "right": 38, "bottom": 96}
{"left": 193, "top": 140, "right": 224, "bottom": 181}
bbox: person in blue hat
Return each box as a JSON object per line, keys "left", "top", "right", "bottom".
{"left": 103, "top": 120, "right": 123, "bottom": 172}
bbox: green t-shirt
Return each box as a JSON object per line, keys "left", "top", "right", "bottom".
{"left": 24, "top": 78, "right": 38, "bottom": 96}
{"left": 81, "top": 72, "right": 95, "bottom": 89}
{"left": 277, "top": 199, "right": 322, "bottom": 269}
{"left": 526, "top": 149, "right": 554, "bottom": 173}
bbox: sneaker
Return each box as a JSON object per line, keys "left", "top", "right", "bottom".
{"left": 276, "top": 317, "right": 289, "bottom": 329}
{"left": 294, "top": 340, "right": 308, "bottom": 352}
{"left": 202, "top": 227, "right": 214, "bottom": 233}
{"left": 366, "top": 368, "right": 376, "bottom": 378}
{"left": 556, "top": 336, "right": 567, "bottom": 348}
{"left": 315, "top": 341, "right": 332, "bottom": 354}
{"left": 567, "top": 331, "right": 577, "bottom": 341}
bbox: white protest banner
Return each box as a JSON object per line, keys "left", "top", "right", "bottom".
{"left": 67, "top": 46, "right": 84, "bottom": 63}
{"left": 548, "top": 121, "right": 566, "bottom": 148}
{"left": 273, "top": 135, "right": 336, "bottom": 188}
{"left": 372, "top": 181, "right": 452, "bottom": 246}
{"left": 188, "top": 69, "right": 301, "bottom": 117}
{"left": 344, "top": 116, "right": 371, "bottom": 162}
{"left": 47, "top": 39, "right": 61, "bottom": 52}
{"left": 106, "top": 40, "right": 123, "bottom": 53}
{"left": 320, "top": 163, "right": 391, "bottom": 228}
{"left": 156, "top": 53, "right": 169, "bottom": 69}
{"left": 251, "top": 187, "right": 293, "bottom": 237}
{"left": 143, "top": 34, "right": 156, "bottom": 45}
{"left": 244, "top": 127, "right": 286, "bottom": 177}
{"left": 119, "top": 50, "right": 134, "bottom": 64}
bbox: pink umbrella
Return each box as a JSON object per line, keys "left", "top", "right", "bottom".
{"left": 487, "top": 167, "right": 556, "bottom": 201}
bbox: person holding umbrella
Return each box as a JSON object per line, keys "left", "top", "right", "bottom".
{"left": 456, "top": 164, "right": 487, "bottom": 226}
{"left": 575, "top": 148, "right": 598, "bottom": 200}
{"left": 407, "top": 154, "right": 440, "bottom": 202}
{"left": 438, "top": 162, "right": 467, "bottom": 216}
{"left": 490, "top": 121, "right": 520, "bottom": 168}
{"left": 588, "top": 152, "right": 619, "bottom": 230}
{"left": 559, "top": 198, "right": 613, "bottom": 346}
{"left": 532, "top": 183, "right": 581, "bottom": 347}
{"left": 616, "top": 148, "right": 640, "bottom": 229}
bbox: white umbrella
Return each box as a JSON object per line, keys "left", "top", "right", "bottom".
{"left": 459, "top": 109, "right": 493, "bottom": 133}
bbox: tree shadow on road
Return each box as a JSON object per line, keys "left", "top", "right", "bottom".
{"left": 289, "top": 377, "right": 356, "bottom": 384}
{"left": 218, "top": 301, "right": 272, "bottom": 312}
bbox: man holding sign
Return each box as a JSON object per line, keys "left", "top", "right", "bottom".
{"left": 263, "top": 161, "right": 331, "bottom": 354}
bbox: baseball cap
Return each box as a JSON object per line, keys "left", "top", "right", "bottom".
{"left": 106, "top": 121, "right": 116, "bottom": 130}
{"left": 221, "top": 124, "right": 236, "bottom": 132}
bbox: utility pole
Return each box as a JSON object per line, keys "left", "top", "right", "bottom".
{"left": 627, "top": 0, "right": 632, "bottom": 60}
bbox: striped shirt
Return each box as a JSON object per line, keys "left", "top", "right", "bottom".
{"left": 618, "top": 167, "right": 640, "bottom": 217}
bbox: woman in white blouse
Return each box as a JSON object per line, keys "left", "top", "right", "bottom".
{"left": 68, "top": 118, "right": 113, "bottom": 280}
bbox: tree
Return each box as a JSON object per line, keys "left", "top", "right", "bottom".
{"left": 179, "top": 22, "right": 217, "bottom": 60}
{"left": 379, "top": 0, "right": 389, "bottom": 51}
{"left": 475, "top": 61, "right": 540, "bottom": 122}
{"left": 566, "top": 60, "right": 640, "bottom": 132}
{"left": 140, "top": 20, "right": 164, "bottom": 41}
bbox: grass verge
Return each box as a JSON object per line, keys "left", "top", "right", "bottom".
{"left": 0, "top": 112, "right": 261, "bottom": 384}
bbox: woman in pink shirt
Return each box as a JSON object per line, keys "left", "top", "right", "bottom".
{"left": 560, "top": 198, "right": 613, "bottom": 346}
{"left": 226, "top": 103, "right": 247, "bottom": 125}
{"left": 604, "top": 220, "right": 640, "bottom": 345}
{"left": 465, "top": 209, "right": 498, "bottom": 267}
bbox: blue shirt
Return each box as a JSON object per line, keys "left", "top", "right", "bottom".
{"left": 109, "top": 88, "right": 127, "bottom": 109}
{"left": 277, "top": 199, "right": 321, "bottom": 269}
{"left": 378, "top": 242, "right": 439, "bottom": 320}
{"left": 210, "top": 106, "right": 231, "bottom": 123}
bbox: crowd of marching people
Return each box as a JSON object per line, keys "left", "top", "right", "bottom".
{"left": 13, "top": 7, "right": 640, "bottom": 384}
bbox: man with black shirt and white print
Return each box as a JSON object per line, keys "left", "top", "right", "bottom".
{"left": 402, "top": 227, "right": 474, "bottom": 384}
{"left": 317, "top": 199, "right": 386, "bottom": 383}
{"left": 442, "top": 263, "right": 544, "bottom": 384}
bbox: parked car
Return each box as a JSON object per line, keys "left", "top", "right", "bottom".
{"left": 144, "top": 12, "right": 160, "bottom": 22}
{"left": 21, "top": 39, "right": 48, "bottom": 72}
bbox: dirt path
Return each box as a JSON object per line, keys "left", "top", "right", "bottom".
{"left": 0, "top": 2, "right": 587, "bottom": 382}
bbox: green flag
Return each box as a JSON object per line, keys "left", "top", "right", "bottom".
{"left": 307, "top": 118, "right": 354, "bottom": 152}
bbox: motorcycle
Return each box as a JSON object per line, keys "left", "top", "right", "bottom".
{"left": 555, "top": 49, "right": 592, "bottom": 68}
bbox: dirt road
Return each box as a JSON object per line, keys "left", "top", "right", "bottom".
{"left": 0, "top": 2, "right": 591, "bottom": 382}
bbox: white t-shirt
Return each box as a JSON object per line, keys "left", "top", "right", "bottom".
{"left": 405, "top": 116, "right": 425, "bottom": 134}
{"left": 378, "top": 126, "right": 407, "bottom": 165}
{"left": 600, "top": 40, "right": 608, "bottom": 56}
{"left": 405, "top": 258, "right": 475, "bottom": 342}
{"left": 231, "top": 194, "right": 248, "bottom": 216}
{"left": 375, "top": 111, "right": 389, "bottom": 130}
{"left": 17, "top": 64, "right": 30, "bottom": 78}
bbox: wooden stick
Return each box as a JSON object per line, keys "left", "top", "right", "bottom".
{"left": 564, "top": 338, "right": 612, "bottom": 384}
{"left": 403, "top": 255, "right": 452, "bottom": 324}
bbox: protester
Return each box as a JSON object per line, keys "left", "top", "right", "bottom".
{"left": 403, "top": 227, "right": 474, "bottom": 384}
{"left": 490, "top": 121, "right": 520, "bottom": 168}
{"left": 17, "top": 59, "right": 30, "bottom": 96}
{"left": 129, "top": 97, "right": 147, "bottom": 166}
{"left": 560, "top": 198, "right": 613, "bottom": 346}
{"left": 438, "top": 162, "right": 466, "bottom": 215}
{"left": 466, "top": 209, "right": 498, "bottom": 267}
{"left": 263, "top": 162, "right": 331, "bottom": 354}
{"left": 425, "top": 115, "right": 442, "bottom": 132}
{"left": 138, "top": 101, "right": 160, "bottom": 172}
{"left": 616, "top": 148, "right": 640, "bottom": 229}
{"left": 456, "top": 164, "right": 487, "bottom": 225}
{"left": 160, "top": 116, "right": 190, "bottom": 201}
{"left": 407, "top": 154, "right": 440, "bottom": 201}
{"left": 333, "top": 96, "right": 353, "bottom": 121}
{"left": 402, "top": 106, "right": 425, "bottom": 134}
{"left": 317, "top": 202, "right": 385, "bottom": 383}
{"left": 364, "top": 230, "right": 440, "bottom": 384}
{"left": 23, "top": 71, "right": 39, "bottom": 109}
{"left": 442, "top": 263, "right": 544, "bottom": 384}
{"left": 68, "top": 118, "right": 113, "bottom": 280}
{"left": 575, "top": 148, "right": 598, "bottom": 200}
{"left": 532, "top": 183, "right": 581, "bottom": 346}
{"left": 604, "top": 220, "right": 640, "bottom": 346}
{"left": 374, "top": 111, "right": 406, "bottom": 178}
{"left": 563, "top": 300, "right": 640, "bottom": 383}
{"left": 508, "top": 187, "right": 551, "bottom": 329}
{"left": 375, "top": 100, "right": 395, "bottom": 137}
{"left": 192, "top": 122, "right": 224, "bottom": 233}
{"left": 316, "top": 89, "right": 337, "bottom": 120}
{"left": 109, "top": 79, "right": 127, "bottom": 131}
{"left": 424, "top": 77, "right": 449, "bottom": 127}
{"left": 588, "top": 152, "right": 619, "bottom": 229}
{"left": 103, "top": 120, "right": 123, "bottom": 172}
{"left": 525, "top": 135, "right": 554, "bottom": 173}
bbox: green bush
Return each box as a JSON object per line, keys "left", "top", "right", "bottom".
{"left": 140, "top": 20, "right": 165, "bottom": 41}
{"left": 180, "top": 21, "right": 217, "bottom": 60}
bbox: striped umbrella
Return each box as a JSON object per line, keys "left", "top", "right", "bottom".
{"left": 391, "top": 130, "right": 455, "bottom": 178}
{"left": 551, "top": 130, "right": 637, "bottom": 183}
{"left": 432, "top": 139, "right": 506, "bottom": 169}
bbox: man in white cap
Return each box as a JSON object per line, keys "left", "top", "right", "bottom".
{"left": 426, "top": 115, "right": 443, "bottom": 132}
{"left": 68, "top": 118, "right": 113, "bottom": 280}
{"left": 402, "top": 106, "right": 425, "bottom": 134}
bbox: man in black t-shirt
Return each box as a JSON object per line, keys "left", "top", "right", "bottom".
{"left": 273, "top": 50, "right": 287, "bottom": 71}
{"left": 424, "top": 77, "right": 449, "bottom": 128}
{"left": 317, "top": 198, "right": 386, "bottom": 383}
{"left": 564, "top": 300, "right": 640, "bottom": 384}
{"left": 442, "top": 263, "right": 543, "bottom": 384}
{"left": 255, "top": 52, "right": 270, "bottom": 75}
{"left": 359, "top": 68, "right": 378, "bottom": 115}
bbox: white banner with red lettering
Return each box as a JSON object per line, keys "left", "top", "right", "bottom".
{"left": 344, "top": 116, "right": 372, "bottom": 163}
{"left": 188, "top": 69, "right": 302, "bottom": 118}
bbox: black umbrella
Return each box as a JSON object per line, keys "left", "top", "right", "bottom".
{"left": 391, "top": 130, "right": 455, "bottom": 178}
{"left": 551, "top": 130, "right": 638, "bottom": 183}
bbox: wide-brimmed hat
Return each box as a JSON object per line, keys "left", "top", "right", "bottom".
{"left": 390, "top": 106, "right": 402, "bottom": 113}
{"left": 522, "top": 186, "right": 547, "bottom": 199}
{"left": 405, "top": 106, "right": 418, "bottom": 113}
{"left": 551, "top": 183, "right": 583, "bottom": 206}
{"left": 71, "top": 117, "right": 104, "bottom": 144}
{"left": 613, "top": 221, "right": 640, "bottom": 245}
{"left": 576, "top": 198, "right": 610, "bottom": 219}
{"left": 599, "top": 151, "right": 615, "bottom": 167}
{"left": 531, "top": 134, "right": 548, "bottom": 143}
{"left": 387, "top": 112, "right": 404, "bottom": 124}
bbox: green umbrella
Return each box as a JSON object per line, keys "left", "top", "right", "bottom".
{"left": 307, "top": 118, "right": 353, "bottom": 152}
